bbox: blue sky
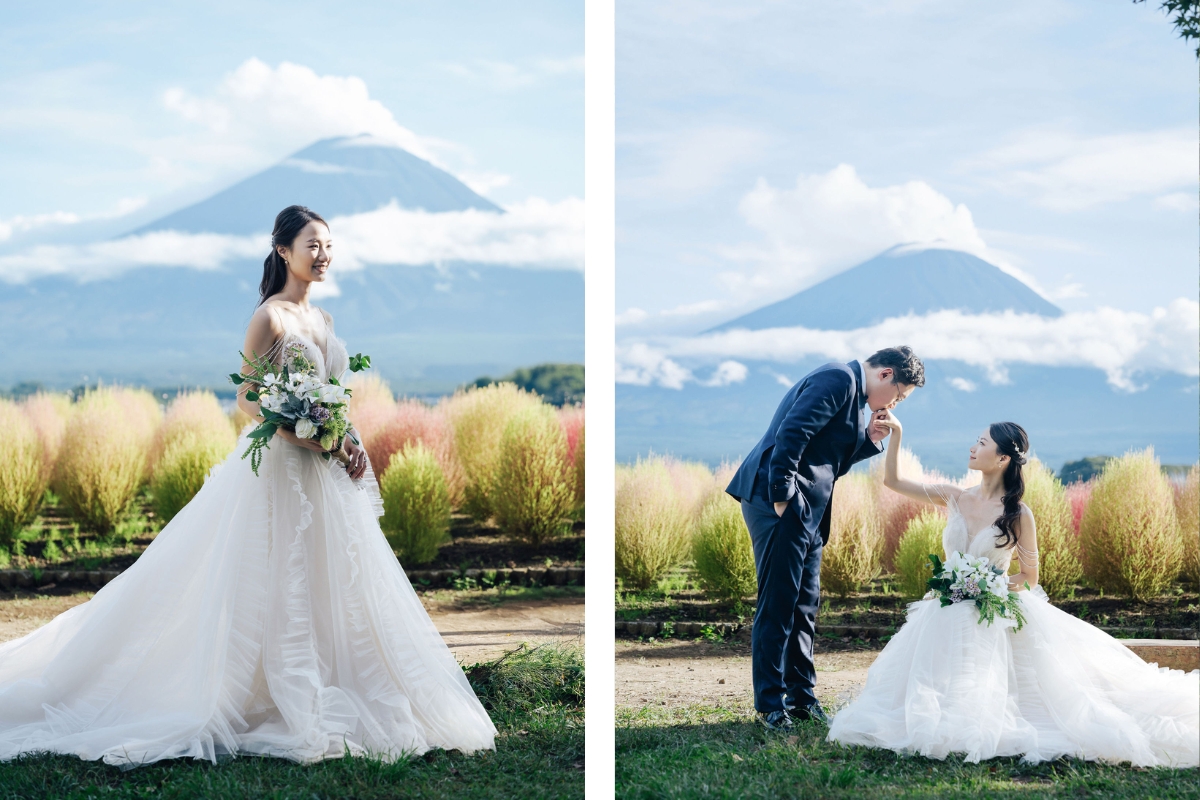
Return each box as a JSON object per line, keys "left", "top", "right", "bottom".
{"left": 0, "top": 1, "right": 582, "bottom": 244}
{"left": 616, "top": 0, "right": 1197, "bottom": 333}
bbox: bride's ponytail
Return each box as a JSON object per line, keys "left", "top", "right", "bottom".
{"left": 258, "top": 205, "right": 328, "bottom": 306}
{"left": 989, "top": 421, "right": 1030, "bottom": 548}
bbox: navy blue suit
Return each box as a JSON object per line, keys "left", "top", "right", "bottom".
{"left": 726, "top": 360, "right": 884, "bottom": 713}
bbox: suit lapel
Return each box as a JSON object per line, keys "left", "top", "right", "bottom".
{"left": 850, "top": 360, "right": 867, "bottom": 453}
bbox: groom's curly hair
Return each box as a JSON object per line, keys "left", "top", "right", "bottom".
{"left": 865, "top": 346, "right": 925, "bottom": 387}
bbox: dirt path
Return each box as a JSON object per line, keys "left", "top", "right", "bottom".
{"left": 616, "top": 639, "right": 879, "bottom": 710}
{"left": 0, "top": 592, "right": 584, "bottom": 664}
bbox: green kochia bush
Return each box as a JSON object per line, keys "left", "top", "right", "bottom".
{"left": 0, "top": 400, "right": 47, "bottom": 547}
{"left": 54, "top": 387, "right": 161, "bottom": 535}
{"left": 821, "top": 474, "right": 883, "bottom": 598}
{"left": 444, "top": 383, "right": 541, "bottom": 520}
{"left": 150, "top": 391, "right": 237, "bottom": 524}
{"left": 492, "top": 405, "right": 575, "bottom": 546}
{"left": 379, "top": 443, "right": 452, "bottom": 565}
{"left": 150, "top": 432, "right": 231, "bottom": 524}
{"left": 1178, "top": 464, "right": 1199, "bottom": 587}
{"left": 894, "top": 508, "right": 947, "bottom": 599}
{"left": 692, "top": 492, "right": 756, "bottom": 600}
{"left": 615, "top": 457, "right": 691, "bottom": 590}
{"left": 1021, "top": 459, "right": 1083, "bottom": 598}
{"left": 1080, "top": 448, "right": 1182, "bottom": 602}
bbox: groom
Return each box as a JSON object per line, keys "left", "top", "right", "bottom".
{"left": 726, "top": 346, "right": 925, "bottom": 730}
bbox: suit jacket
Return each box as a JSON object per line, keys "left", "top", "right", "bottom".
{"left": 726, "top": 360, "right": 884, "bottom": 544}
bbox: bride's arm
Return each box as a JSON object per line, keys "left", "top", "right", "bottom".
{"left": 877, "top": 411, "right": 961, "bottom": 508}
{"left": 1008, "top": 505, "right": 1039, "bottom": 591}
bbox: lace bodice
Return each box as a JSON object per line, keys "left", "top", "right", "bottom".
{"left": 261, "top": 305, "right": 350, "bottom": 383}
{"left": 941, "top": 490, "right": 1014, "bottom": 573}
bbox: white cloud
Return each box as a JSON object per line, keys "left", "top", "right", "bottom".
{"left": 0, "top": 230, "right": 268, "bottom": 282}
{"left": 1154, "top": 192, "right": 1198, "bottom": 212}
{"left": 0, "top": 197, "right": 147, "bottom": 242}
{"left": 617, "top": 299, "right": 1199, "bottom": 392}
{"left": 965, "top": 126, "right": 1198, "bottom": 212}
{"left": 616, "top": 307, "right": 650, "bottom": 326}
{"left": 619, "top": 125, "right": 773, "bottom": 199}
{"left": 615, "top": 342, "right": 694, "bottom": 390}
{"left": 457, "top": 171, "right": 513, "bottom": 196}
{"left": 714, "top": 164, "right": 1006, "bottom": 301}
{"left": 440, "top": 56, "right": 583, "bottom": 90}
{"left": 949, "top": 377, "right": 977, "bottom": 392}
{"left": 702, "top": 360, "right": 749, "bottom": 386}
{"left": 0, "top": 197, "right": 583, "bottom": 283}
{"left": 328, "top": 197, "right": 583, "bottom": 271}
{"left": 161, "top": 58, "right": 447, "bottom": 168}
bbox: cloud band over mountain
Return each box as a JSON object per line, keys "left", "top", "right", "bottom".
{"left": 617, "top": 298, "right": 1199, "bottom": 392}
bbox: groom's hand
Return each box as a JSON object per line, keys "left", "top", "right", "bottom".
{"left": 774, "top": 501, "right": 788, "bottom": 517}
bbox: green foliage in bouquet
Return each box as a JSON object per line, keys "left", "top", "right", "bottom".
{"left": 229, "top": 348, "right": 371, "bottom": 476}
{"left": 926, "top": 553, "right": 1028, "bottom": 630}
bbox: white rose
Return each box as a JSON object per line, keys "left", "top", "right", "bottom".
{"left": 319, "top": 384, "right": 347, "bottom": 404}
{"left": 294, "top": 418, "right": 317, "bottom": 439}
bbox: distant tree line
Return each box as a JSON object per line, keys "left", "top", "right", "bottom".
{"left": 1060, "top": 455, "right": 1194, "bottom": 484}
{"left": 470, "top": 363, "right": 584, "bottom": 407}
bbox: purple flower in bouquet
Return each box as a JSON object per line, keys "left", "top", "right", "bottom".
{"left": 310, "top": 405, "right": 331, "bottom": 424}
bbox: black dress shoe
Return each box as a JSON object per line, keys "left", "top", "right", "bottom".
{"left": 756, "top": 710, "right": 795, "bottom": 731}
{"left": 787, "top": 703, "right": 830, "bottom": 725}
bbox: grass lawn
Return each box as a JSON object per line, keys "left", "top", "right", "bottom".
{"left": 616, "top": 705, "right": 1200, "bottom": 800}
{"left": 0, "top": 643, "right": 584, "bottom": 800}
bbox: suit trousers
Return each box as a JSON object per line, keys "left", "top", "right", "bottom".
{"left": 741, "top": 491, "right": 823, "bottom": 714}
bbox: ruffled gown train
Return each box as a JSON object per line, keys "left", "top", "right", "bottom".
{"left": 0, "top": 315, "right": 496, "bottom": 766}
{"left": 827, "top": 491, "right": 1199, "bottom": 768}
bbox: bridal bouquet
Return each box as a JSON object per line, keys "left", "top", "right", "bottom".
{"left": 229, "top": 343, "right": 372, "bottom": 475}
{"left": 926, "top": 551, "right": 1027, "bottom": 630}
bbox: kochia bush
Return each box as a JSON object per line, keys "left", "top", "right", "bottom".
{"left": 870, "top": 447, "right": 942, "bottom": 570}
{"left": 1080, "top": 448, "right": 1182, "bottom": 601}
{"left": 378, "top": 443, "right": 452, "bottom": 565}
{"left": 54, "top": 387, "right": 162, "bottom": 535}
{"left": 444, "top": 383, "right": 541, "bottom": 520}
{"left": 491, "top": 405, "right": 575, "bottom": 546}
{"left": 1176, "top": 464, "right": 1199, "bottom": 587}
{"left": 150, "top": 392, "right": 237, "bottom": 524}
{"left": 378, "top": 399, "right": 464, "bottom": 508}
{"left": 894, "top": 508, "right": 948, "bottom": 599}
{"left": 0, "top": 400, "right": 47, "bottom": 547}
{"left": 1020, "top": 459, "right": 1083, "bottom": 598}
{"left": 821, "top": 474, "right": 884, "bottom": 597}
{"left": 615, "top": 457, "right": 691, "bottom": 590}
{"left": 692, "top": 491, "right": 757, "bottom": 601}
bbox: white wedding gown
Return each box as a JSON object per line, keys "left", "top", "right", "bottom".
{"left": 0, "top": 315, "right": 497, "bottom": 766}
{"left": 827, "top": 490, "right": 1199, "bottom": 768}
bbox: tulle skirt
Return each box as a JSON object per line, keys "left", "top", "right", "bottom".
{"left": 0, "top": 432, "right": 497, "bottom": 767}
{"left": 826, "top": 587, "right": 1199, "bottom": 767}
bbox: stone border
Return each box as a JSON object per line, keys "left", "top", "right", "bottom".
{"left": 0, "top": 566, "right": 584, "bottom": 592}
{"left": 615, "top": 618, "right": 1198, "bottom": 641}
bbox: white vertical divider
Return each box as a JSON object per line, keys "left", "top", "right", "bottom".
{"left": 584, "top": 0, "right": 616, "bottom": 796}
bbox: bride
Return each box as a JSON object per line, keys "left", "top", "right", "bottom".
{"left": 0, "top": 205, "right": 497, "bottom": 766}
{"left": 826, "top": 415, "right": 1199, "bottom": 768}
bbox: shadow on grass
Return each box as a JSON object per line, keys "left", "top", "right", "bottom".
{"left": 0, "top": 643, "right": 584, "bottom": 800}
{"left": 616, "top": 705, "right": 1199, "bottom": 800}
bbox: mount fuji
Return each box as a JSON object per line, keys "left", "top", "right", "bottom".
{"left": 618, "top": 247, "right": 1197, "bottom": 474}
{"left": 0, "top": 136, "right": 582, "bottom": 395}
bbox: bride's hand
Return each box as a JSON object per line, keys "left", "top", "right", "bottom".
{"left": 276, "top": 428, "right": 329, "bottom": 453}
{"left": 876, "top": 409, "right": 902, "bottom": 435}
{"left": 342, "top": 439, "right": 369, "bottom": 480}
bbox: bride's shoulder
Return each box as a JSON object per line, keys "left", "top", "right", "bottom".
{"left": 248, "top": 302, "right": 287, "bottom": 335}
{"left": 316, "top": 306, "right": 334, "bottom": 327}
